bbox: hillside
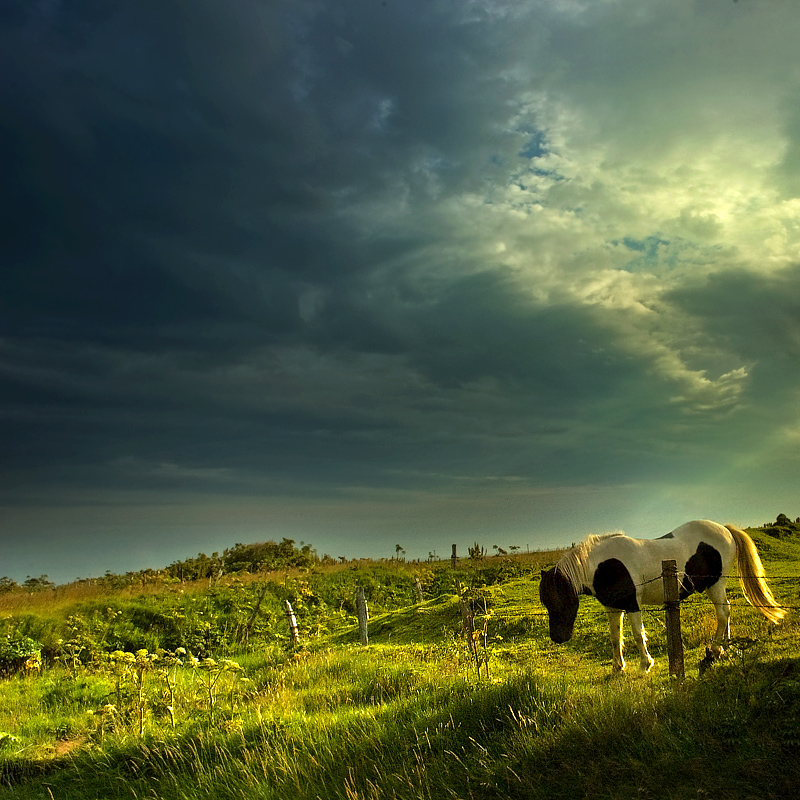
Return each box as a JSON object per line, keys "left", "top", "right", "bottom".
{"left": 0, "top": 518, "right": 797, "bottom": 799}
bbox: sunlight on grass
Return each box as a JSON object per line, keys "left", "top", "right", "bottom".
{"left": 0, "top": 533, "right": 797, "bottom": 799}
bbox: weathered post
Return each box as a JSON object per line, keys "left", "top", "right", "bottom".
{"left": 241, "top": 583, "right": 269, "bottom": 645}
{"left": 459, "top": 593, "right": 476, "bottom": 652}
{"left": 284, "top": 599, "right": 300, "bottom": 646}
{"left": 414, "top": 575, "right": 424, "bottom": 603}
{"left": 356, "top": 587, "right": 369, "bottom": 645}
{"left": 662, "top": 559, "right": 685, "bottom": 680}
{"left": 458, "top": 586, "right": 482, "bottom": 675}
{"left": 451, "top": 544, "right": 457, "bottom": 569}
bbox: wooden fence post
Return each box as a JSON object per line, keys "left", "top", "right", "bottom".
{"left": 240, "top": 583, "right": 269, "bottom": 645}
{"left": 356, "top": 587, "right": 369, "bottom": 645}
{"left": 284, "top": 599, "right": 300, "bottom": 646}
{"left": 451, "top": 544, "right": 457, "bottom": 569}
{"left": 414, "top": 575, "right": 424, "bottom": 603}
{"left": 662, "top": 559, "right": 685, "bottom": 680}
{"left": 458, "top": 587, "right": 489, "bottom": 678}
{"left": 458, "top": 589, "right": 478, "bottom": 664}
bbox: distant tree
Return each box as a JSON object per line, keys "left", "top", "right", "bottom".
{"left": 163, "top": 538, "right": 316, "bottom": 581}
{"left": 468, "top": 543, "right": 486, "bottom": 560}
{"left": 0, "top": 577, "right": 19, "bottom": 593}
{"left": 23, "top": 575, "right": 55, "bottom": 592}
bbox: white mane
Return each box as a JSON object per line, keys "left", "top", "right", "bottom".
{"left": 556, "top": 532, "right": 625, "bottom": 593}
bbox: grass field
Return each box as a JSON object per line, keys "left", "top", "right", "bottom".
{"left": 0, "top": 523, "right": 798, "bottom": 799}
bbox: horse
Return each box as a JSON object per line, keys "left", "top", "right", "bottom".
{"left": 538, "top": 519, "right": 785, "bottom": 672}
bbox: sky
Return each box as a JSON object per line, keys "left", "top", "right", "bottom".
{"left": 2, "top": 0, "right": 799, "bottom": 585}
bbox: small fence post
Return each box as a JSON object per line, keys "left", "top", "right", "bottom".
{"left": 240, "top": 583, "right": 269, "bottom": 645}
{"left": 662, "top": 559, "right": 685, "bottom": 680}
{"left": 284, "top": 599, "right": 300, "bottom": 646}
{"left": 458, "top": 588, "right": 478, "bottom": 664}
{"left": 451, "top": 544, "right": 457, "bottom": 569}
{"left": 458, "top": 586, "right": 488, "bottom": 678}
{"left": 356, "top": 587, "right": 369, "bottom": 645}
{"left": 414, "top": 575, "right": 424, "bottom": 603}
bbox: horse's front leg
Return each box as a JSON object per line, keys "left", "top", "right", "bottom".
{"left": 628, "top": 611, "right": 654, "bottom": 672}
{"left": 606, "top": 610, "right": 625, "bottom": 671}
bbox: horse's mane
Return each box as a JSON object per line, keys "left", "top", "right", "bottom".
{"left": 556, "top": 532, "right": 625, "bottom": 593}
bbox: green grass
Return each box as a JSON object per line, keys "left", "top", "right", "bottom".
{"left": 0, "top": 527, "right": 797, "bottom": 798}
{"left": 3, "top": 655, "right": 800, "bottom": 800}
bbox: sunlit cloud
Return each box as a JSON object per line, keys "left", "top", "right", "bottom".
{"left": 2, "top": 0, "right": 800, "bottom": 582}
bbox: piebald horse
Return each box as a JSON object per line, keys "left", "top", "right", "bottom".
{"left": 539, "top": 520, "right": 785, "bottom": 672}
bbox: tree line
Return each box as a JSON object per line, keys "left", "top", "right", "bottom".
{"left": 0, "top": 538, "right": 327, "bottom": 593}
{"left": 163, "top": 538, "right": 319, "bottom": 582}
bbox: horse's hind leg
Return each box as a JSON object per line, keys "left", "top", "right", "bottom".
{"left": 628, "top": 611, "right": 654, "bottom": 672}
{"left": 706, "top": 582, "right": 731, "bottom": 655}
{"left": 606, "top": 610, "right": 625, "bottom": 671}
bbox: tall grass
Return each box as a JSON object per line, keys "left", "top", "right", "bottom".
{"left": 0, "top": 534, "right": 797, "bottom": 799}
{"left": 3, "top": 652, "right": 799, "bottom": 800}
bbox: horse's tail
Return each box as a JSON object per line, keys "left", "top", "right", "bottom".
{"left": 725, "top": 524, "right": 786, "bottom": 624}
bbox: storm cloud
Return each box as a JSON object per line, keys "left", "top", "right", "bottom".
{"left": 2, "top": 0, "right": 799, "bottom": 582}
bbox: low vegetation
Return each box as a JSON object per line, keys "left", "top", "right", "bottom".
{"left": 0, "top": 519, "right": 798, "bottom": 798}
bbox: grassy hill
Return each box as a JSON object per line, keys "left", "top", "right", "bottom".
{"left": 0, "top": 521, "right": 798, "bottom": 799}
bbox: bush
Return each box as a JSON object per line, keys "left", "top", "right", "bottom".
{"left": 0, "top": 635, "right": 42, "bottom": 677}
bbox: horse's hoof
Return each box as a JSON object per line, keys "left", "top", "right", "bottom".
{"left": 699, "top": 647, "right": 719, "bottom": 676}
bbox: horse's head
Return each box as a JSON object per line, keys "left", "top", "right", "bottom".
{"left": 539, "top": 567, "right": 579, "bottom": 643}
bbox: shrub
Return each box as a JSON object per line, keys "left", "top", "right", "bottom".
{"left": 0, "top": 635, "right": 42, "bottom": 677}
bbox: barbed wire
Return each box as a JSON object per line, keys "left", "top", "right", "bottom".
{"left": 490, "top": 601, "right": 800, "bottom": 622}
{"left": 466, "top": 578, "right": 800, "bottom": 623}
{"left": 635, "top": 572, "right": 800, "bottom": 588}
{"left": 667, "top": 596, "right": 800, "bottom": 611}
{"left": 447, "top": 569, "right": 800, "bottom": 628}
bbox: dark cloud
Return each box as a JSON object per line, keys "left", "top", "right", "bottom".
{"left": 2, "top": 1, "right": 799, "bottom": 582}
{"left": 315, "top": 267, "right": 636, "bottom": 401}
{"left": 0, "top": 1, "right": 536, "bottom": 353}
{"left": 665, "top": 265, "right": 800, "bottom": 390}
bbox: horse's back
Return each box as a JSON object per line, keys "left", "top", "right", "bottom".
{"left": 589, "top": 520, "right": 735, "bottom": 606}
{"left": 669, "top": 518, "right": 731, "bottom": 540}
{"left": 660, "top": 519, "right": 734, "bottom": 564}
{"left": 629, "top": 519, "right": 734, "bottom": 553}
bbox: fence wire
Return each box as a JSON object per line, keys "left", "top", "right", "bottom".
{"left": 638, "top": 571, "right": 800, "bottom": 611}
{"left": 477, "top": 569, "right": 800, "bottom": 626}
